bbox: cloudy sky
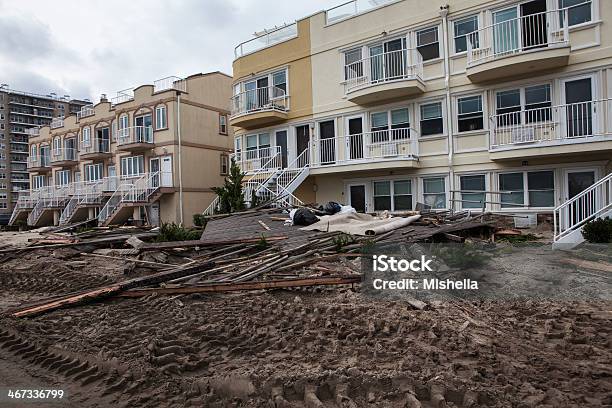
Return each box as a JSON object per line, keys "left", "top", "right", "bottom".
{"left": 0, "top": 0, "right": 337, "bottom": 102}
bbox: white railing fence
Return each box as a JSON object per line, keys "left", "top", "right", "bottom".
{"left": 490, "top": 99, "right": 611, "bottom": 148}
{"left": 80, "top": 138, "right": 111, "bottom": 155}
{"left": 554, "top": 172, "right": 612, "bottom": 242}
{"left": 467, "top": 9, "right": 569, "bottom": 66}
{"left": 76, "top": 105, "right": 95, "bottom": 120}
{"left": 345, "top": 48, "right": 423, "bottom": 93}
{"left": 274, "top": 145, "right": 310, "bottom": 207}
{"left": 231, "top": 86, "right": 288, "bottom": 118}
{"left": 50, "top": 147, "right": 78, "bottom": 162}
{"left": 97, "top": 172, "right": 161, "bottom": 225}
{"left": 316, "top": 128, "right": 419, "bottom": 165}
{"left": 231, "top": 146, "right": 282, "bottom": 174}
{"left": 234, "top": 23, "right": 297, "bottom": 58}
{"left": 50, "top": 118, "right": 64, "bottom": 129}
{"left": 326, "top": 0, "right": 396, "bottom": 24}
{"left": 117, "top": 126, "right": 153, "bottom": 145}
{"left": 154, "top": 76, "right": 187, "bottom": 93}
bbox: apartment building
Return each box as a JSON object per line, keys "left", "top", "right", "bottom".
{"left": 10, "top": 72, "right": 233, "bottom": 228}
{"left": 221, "top": 0, "right": 612, "bottom": 247}
{"left": 0, "top": 86, "right": 89, "bottom": 223}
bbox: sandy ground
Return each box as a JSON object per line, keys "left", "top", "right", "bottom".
{"left": 0, "top": 245, "right": 610, "bottom": 407}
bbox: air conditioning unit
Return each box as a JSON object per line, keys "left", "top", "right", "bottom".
{"left": 511, "top": 127, "right": 535, "bottom": 144}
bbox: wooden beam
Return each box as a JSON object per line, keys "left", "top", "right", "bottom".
{"left": 117, "top": 275, "right": 362, "bottom": 297}
{"left": 137, "top": 236, "right": 288, "bottom": 251}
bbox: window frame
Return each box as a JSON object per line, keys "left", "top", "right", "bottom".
{"left": 498, "top": 170, "right": 555, "bottom": 209}
{"left": 419, "top": 100, "right": 445, "bottom": 137}
{"left": 456, "top": 94, "right": 484, "bottom": 133}
{"left": 219, "top": 114, "right": 228, "bottom": 135}
{"left": 85, "top": 163, "right": 103, "bottom": 182}
{"left": 453, "top": 15, "right": 479, "bottom": 54}
{"left": 81, "top": 126, "right": 91, "bottom": 147}
{"left": 120, "top": 155, "right": 145, "bottom": 178}
{"left": 220, "top": 154, "right": 229, "bottom": 175}
{"left": 369, "top": 107, "right": 411, "bottom": 143}
{"left": 155, "top": 105, "right": 167, "bottom": 130}
{"left": 372, "top": 179, "right": 414, "bottom": 212}
{"left": 495, "top": 83, "right": 552, "bottom": 127}
{"left": 416, "top": 26, "right": 440, "bottom": 62}
{"left": 459, "top": 173, "right": 487, "bottom": 210}
{"left": 559, "top": 0, "right": 593, "bottom": 27}
{"left": 422, "top": 176, "right": 447, "bottom": 209}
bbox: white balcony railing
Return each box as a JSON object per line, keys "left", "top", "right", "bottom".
{"left": 154, "top": 76, "right": 187, "bottom": 93}
{"left": 490, "top": 99, "right": 612, "bottom": 149}
{"left": 315, "top": 128, "right": 419, "bottom": 166}
{"left": 110, "top": 89, "right": 134, "bottom": 106}
{"left": 230, "top": 146, "right": 282, "bottom": 173}
{"left": 27, "top": 154, "right": 50, "bottom": 169}
{"left": 117, "top": 126, "right": 154, "bottom": 146}
{"left": 76, "top": 105, "right": 95, "bottom": 120}
{"left": 234, "top": 23, "right": 297, "bottom": 58}
{"left": 326, "top": 0, "right": 397, "bottom": 24}
{"left": 50, "top": 147, "right": 78, "bottom": 163}
{"left": 467, "top": 9, "right": 569, "bottom": 67}
{"left": 50, "top": 117, "right": 64, "bottom": 129}
{"left": 344, "top": 48, "right": 423, "bottom": 94}
{"left": 80, "top": 138, "right": 111, "bottom": 155}
{"left": 230, "top": 86, "right": 288, "bottom": 118}
{"left": 26, "top": 127, "right": 40, "bottom": 137}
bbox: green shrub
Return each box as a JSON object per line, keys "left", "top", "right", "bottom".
{"left": 155, "top": 222, "right": 201, "bottom": 242}
{"left": 193, "top": 213, "right": 207, "bottom": 227}
{"left": 212, "top": 159, "right": 245, "bottom": 214}
{"left": 581, "top": 217, "right": 612, "bottom": 243}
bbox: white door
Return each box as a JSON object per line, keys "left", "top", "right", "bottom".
{"left": 561, "top": 76, "right": 596, "bottom": 138}
{"left": 108, "top": 165, "right": 117, "bottom": 191}
{"left": 161, "top": 156, "right": 173, "bottom": 187}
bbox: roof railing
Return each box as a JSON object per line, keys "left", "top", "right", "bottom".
{"left": 234, "top": 22, "right": 298, "bottom": 58}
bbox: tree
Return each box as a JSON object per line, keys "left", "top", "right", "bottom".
{"left": 212, "top": 159, "right": 245, "bottom": 213}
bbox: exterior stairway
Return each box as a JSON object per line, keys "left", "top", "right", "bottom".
{"left": 26, "top": 185, "right": 73, "bottom": 227}
{"left": 98, "top": 172, "right": 161, "bottom": 227}
{"left": 553, "top": 172, "right": 612, "bottom": 249}
{"left": 204, "top": 146, "right": 310, "bottom": 216}
{"left": 8, "top": 191, "right": 37, "bottom": 226}
{"left": 59, "top": 178, "right": 115, "bottom": 226}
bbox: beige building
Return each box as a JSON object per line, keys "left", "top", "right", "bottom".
{"left": 0, "top": 87, "right": 89, "bottom": 223}
{"left": 222, "top": 0, "right": 612, "bottom": 247}
{"left": 10, "top": 72, "right": 233, "bottom": 228}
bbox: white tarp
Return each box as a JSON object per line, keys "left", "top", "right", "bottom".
{"left": 300, "top": 212, "right": 420, "bottom": 236}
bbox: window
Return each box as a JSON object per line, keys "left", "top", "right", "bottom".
{"left": 0, "top": 173, "right": 5, "bottom": 179}
{"left": 496, "top": 84, "right": 551, "bottom": 126}
{"left": 220, "top": 154, "right": 229, "bottom": 175}
{"left": 344, "top": 48, "right": 363, "bottom": 80}
{"left": 454, "top": 16, "right": 479, "bottom": 53}
{"left": 559, "top": 0, "right": 592, "bottom": 26}
{"left": 457, "top": 95, "right": 483, "bottom": 132}
{"left": 460, "top": 174, "right": 486, "bottom": 209}
{"left": 417, "top": 27, "right": 440, "bottom": 61}
{"left": 85, "top": 163, "right": 103, "bottom": 181}
{"left": 82, "top": 126, "right": 91, "bottom": 146}
{"left": 420, "top": 102, "right": 444, "bottom": 136}
{"left": 219, "top": 114, "right": 228, "bottom": 135}
{"left": 234, "top": 137, "right": 242, "bottom": 160}
{"left": 30, "top": 145, "right": 37, "bottom": 157}
{"left": 373, "top": 181, "right": 391, "bottom": 211}
{"left": 120, "top": 155, "right": 145, "bottom": 178}
{"left": 245, "top": 133, "right": 270, "bottom": 159}
{"left": 499, "top": 170, "right": 554, "bottom": 208}
{"left": 373, "top": 180, "right": 413, "bottom": 211}
{"left": 370, "top": 108, "right": 410, "bottom": 142}
{"left": 119, "top": 114, "right": 128, "bottom": 130}
{"left": 155, "top": 106, "right": 167, "bottom": 130}
{"left": 53, "top": 137, "right": 61, "bottom": 153}
{"left": 272, "top": 71, "right": 287, "bottom": 95}
{"left": 423, "top": 177, "right": 446, "bottom": 209}
{"left": 55, "top": 170, "right": 71, "bottom": 186}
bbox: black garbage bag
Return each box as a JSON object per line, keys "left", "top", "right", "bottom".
{"left": 322, "top": 201, "right": 342, "bottom": 215}
{"left": 293, "top": 208, "right": 319, "bottom": 226}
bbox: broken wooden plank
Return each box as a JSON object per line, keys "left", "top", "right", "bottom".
{"left": 258, "top": 220, "right": 271, "bottom": 231}
{"left": 117, "top": 275, "right": 362, "bottom": 297}
{"left": 138, "top": 236, "right": 288, "bottom": 251}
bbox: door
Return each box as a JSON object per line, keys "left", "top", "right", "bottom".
{"left": 161, "top": 156, "right": 173, "bottom": 187}
{"left": 494, "top": 7, "right": 519, "bottom": 55}
{"left": 347, "top": 116, "right": 364, "bottom": 160}
{"left": 349, "top": 184, "right": 367, "bottom": 213}
{"left": 107, "top": 165, "right": 117, "bottom": 191}
{"left": 565, "top": 169, "right": 596, "bottom": 227}
{"left": 256, "top": 77, "right": 269, "bottom": 108}
{"left": 369, "top": 44, "right": 384, "bottom": 83}
{"left": 74, "top": 172, "right": 81, "bottom": 183}
{"left": 150, "top": 158, "right": 160, "bottom": 188}
{"left": 520, "top": 0, "right": 547, "bottom": 50}
{"left": 245, "top": 81, "right": 256, "bottom": 111}
{"left": 296, "top": 125, "right": 310, "bottom": 156}
{"left": 275, "top": 130, "right": 288, "bottom": 168}
{"left": 135, "top": 115, "right": 152, "bottom": 142}
{"left": 319, "top": 120, "right": 336, "bottom": 165}
{"left": 384, "top": 38, "right": 405, "bottom": 80}
{"left": 563, "top": 77, "right": 594, "bottom": 138}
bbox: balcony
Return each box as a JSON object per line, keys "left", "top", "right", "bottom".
{"left": 231, "top": 146, "right": 282, "bottom": 173}
{"left": 26, "top": 127, "right": 40, "bottom": 137}
{"left": 229, "top": 86, "right": 288, "bottom": 129}
{"left": 50, "top": 118, "right": 64, "bottom": 129}
{"left": 344, "top": 48, "right": 424, "bottom": 105}
{"left": 76, "top": 105, "right": 95, "bottom": 120}
{"left": 50, "top": 147, "right": 79, "bottom": 166}
{"left": 489, "top": 99, "right": 612, "bottom": 160}
{"left": 79, "top": 138, "right": 112, "bottom": 159}
{"left": 116, "top": 126, "right": 154, "bottom": 151}
{"left": 312, "top": 128, "right": 419, "bottom": 172}
{"left": 27, "top": 155, "right": 51, "bottom": 172}
{"left": 234, "top": 23, "right": 297, "bottom": 58}
{"left": 466, "top": 10, "right": 570, "bottom": 83}
{"left": 153, "top": 76, "right": 187, "bottom": 93}
{"left": 111, "top": 89, "right": 134, "bottom": 106}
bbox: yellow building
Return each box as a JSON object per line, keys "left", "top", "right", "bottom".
{"left": 10, "top": 72, "right": 233, "bottom": 227}
{"left": 222, "top": 0, "right": 612, "bottom": 248}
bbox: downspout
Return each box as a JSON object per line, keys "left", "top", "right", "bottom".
{"left": 440, "top": 4, "right": 455, "bottom": 212}
{"left": 177, "top": 92, "right": 184, "bottom": 225}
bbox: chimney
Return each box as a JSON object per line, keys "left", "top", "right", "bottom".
{"left": 100, "top": 93, "right": 108, "bottom": 103}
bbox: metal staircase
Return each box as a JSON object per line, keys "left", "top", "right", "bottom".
{"left": 59, "top": 178, "right": 112, "bottom": 225}
{"left": 8, "top": 191, "right": 37, "bottom": 226}
{"left": 553, "top": 172, "right": 612, "bottom": 249}
{"left": 98, "top": 172, "right": 161, "bottom": 226}
{"left": 203, "top": 147, "right": 310, "bottom": 216}
{"left": 27, "top": 185, "right": 72, "bottom": 227}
